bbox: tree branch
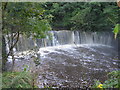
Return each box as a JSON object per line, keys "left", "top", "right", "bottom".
{"left": 7, "top": 31, "right": 19, "bottom": 57}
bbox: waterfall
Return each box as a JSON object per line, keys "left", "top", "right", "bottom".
{"left": 14, "top": 30, "right": 117, "bottom": 52}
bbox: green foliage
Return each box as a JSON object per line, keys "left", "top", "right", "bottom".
{"left": 2, "top": 3, "right": 52, "bottom": 71}
{"left": 31, "top": 56, "right": 41, "bottom": 66}
{"left": 2, "top": 71, "right": 35, "bottom": 88}
{"left": 92, "top": 80, "right": 102, "bottom": 88}
{"left": 42, "top": 2, "right": 118, "bottom": 31}
{"left": 113, "top": 24, "right": 120, "bottom": 39}
{"left": 92, "top": 70, "right": 120, "bottom": 88}
{"left": 42, "top": 2, "right": 75, "bottom": 30}
{"left": 71, "top": 6, "right": 92, "bottom": 30}
{"left": 23, "top": 65, "right": 29, "bottom": 72}
{"left": 0, "top": 73, "right": 2, "bottom": 90}
{"left": 3, "top": 2, "right": 51, "bottom": 38}
{"left": 71, "top": 2, "right": 118, "bottom": 31}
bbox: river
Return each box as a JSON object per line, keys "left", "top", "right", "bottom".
{"left": 6, "top": 30, "right": 119, "bottom": 88}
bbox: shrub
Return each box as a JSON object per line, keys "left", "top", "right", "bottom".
{"left": 2, "top": 71, "right": 34, "bottom": 88}
{"left": 92, "top": 70, "right": 120, "bottom": 88}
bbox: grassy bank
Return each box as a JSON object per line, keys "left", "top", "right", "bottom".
{"left": 2, "top": 71, "right": 38, "bottom": 88}
{"left": 2, "top": 70, "right": 120, "bottom": 89}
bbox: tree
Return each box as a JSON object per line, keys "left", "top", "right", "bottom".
{"left": 2, "top": 2, "right": 51, "bottom": 71}
{"left": 71, "top": 2, "right": 119, "bottom": 31}
{"left": 42, "top": 2, "right": 119, "bottom": 31}
{"left": 2, "top": 2, "right": 8, "bottom": 72}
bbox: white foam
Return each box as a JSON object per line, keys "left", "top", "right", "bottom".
{"left": 8, "top": 44, "right": 114, "bottom": 62}
{"left": 38, "top": 44, "right": 76, "bottom": 57}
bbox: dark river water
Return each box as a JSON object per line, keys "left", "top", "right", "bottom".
{"left": 7, "top": 44, "right": 119, "bottom": 88}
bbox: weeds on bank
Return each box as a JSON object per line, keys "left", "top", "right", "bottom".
{"left": 2, "top": 71, "right": 38, "bottom": 88}
{"left": 92, "top": 70, "right": 120, "bottom": 88}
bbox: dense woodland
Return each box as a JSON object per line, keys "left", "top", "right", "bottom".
{"left": 41, "top": 2, "right": 119, "bottom": 31}
{"left": 1, "top": 2, "right": 120, "bottom": 89}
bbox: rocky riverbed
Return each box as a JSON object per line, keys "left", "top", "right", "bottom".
{"left": 7, "top": 44, "right": 119, "bottom": 88}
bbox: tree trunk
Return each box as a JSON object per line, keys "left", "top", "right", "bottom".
{"left": 2, "top": 2, "right": 8, "bottom": 72}
{"left": 117, "top": 6, "right": 120, "bottom": 60}
{"left": 118, "top": 36, "right": 120, "bottom": 60}
{"left": 2, "top": 35, "right": 7, "bottom": 72}
{"left": 11, "top": 32, "right": 15, "bottom": 71}
{"left": 10, "top": 31, "right": 19, "bottom": 71}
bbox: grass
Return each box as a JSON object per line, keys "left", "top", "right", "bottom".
{"left": 2, "top": 70, "right": 120, "bottom": 89}
{"left": 2, "top": 71, "right": 35, "bottom": 88}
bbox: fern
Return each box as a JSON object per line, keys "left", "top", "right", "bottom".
{"left": 2, "top": 71, "right": 34, "bottom": 88}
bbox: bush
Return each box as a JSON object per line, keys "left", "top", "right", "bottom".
{"left": 92, "top": 70, "right": 120, "bottom": 88}
{"left": 2, "top": 71, "right": 34, "bottom": 88}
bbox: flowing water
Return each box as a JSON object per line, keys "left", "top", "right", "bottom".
{"left": 6, "top": 30, "right": 119, "bottom": 88}
{"left": 14, "top": 30, "right": 118, "bottom": 51}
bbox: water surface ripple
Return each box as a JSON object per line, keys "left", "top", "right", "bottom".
{"left": 12, "top": 44, "right": 119, "bottom": 88}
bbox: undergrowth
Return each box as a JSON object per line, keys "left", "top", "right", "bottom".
{"left": 92, "top": 70, "right": 120, "bottom": 88}
{"left": 2, "top": 71, "right": 37, "bottom": 88}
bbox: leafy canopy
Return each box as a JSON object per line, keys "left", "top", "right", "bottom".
{"left": 3, "top": 2, "right": 51, "bottom": 38}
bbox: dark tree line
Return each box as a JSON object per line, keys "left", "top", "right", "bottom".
{"left": 42, "top": 2, "right": 119, "bottom": 31}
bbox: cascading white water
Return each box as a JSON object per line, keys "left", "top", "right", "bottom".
{"left": 14, "top": 30, "right": 117, "bottom": 52}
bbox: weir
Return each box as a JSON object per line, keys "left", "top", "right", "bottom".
{"left": 15, "top": 30, "right": 118, "bottom": 52}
